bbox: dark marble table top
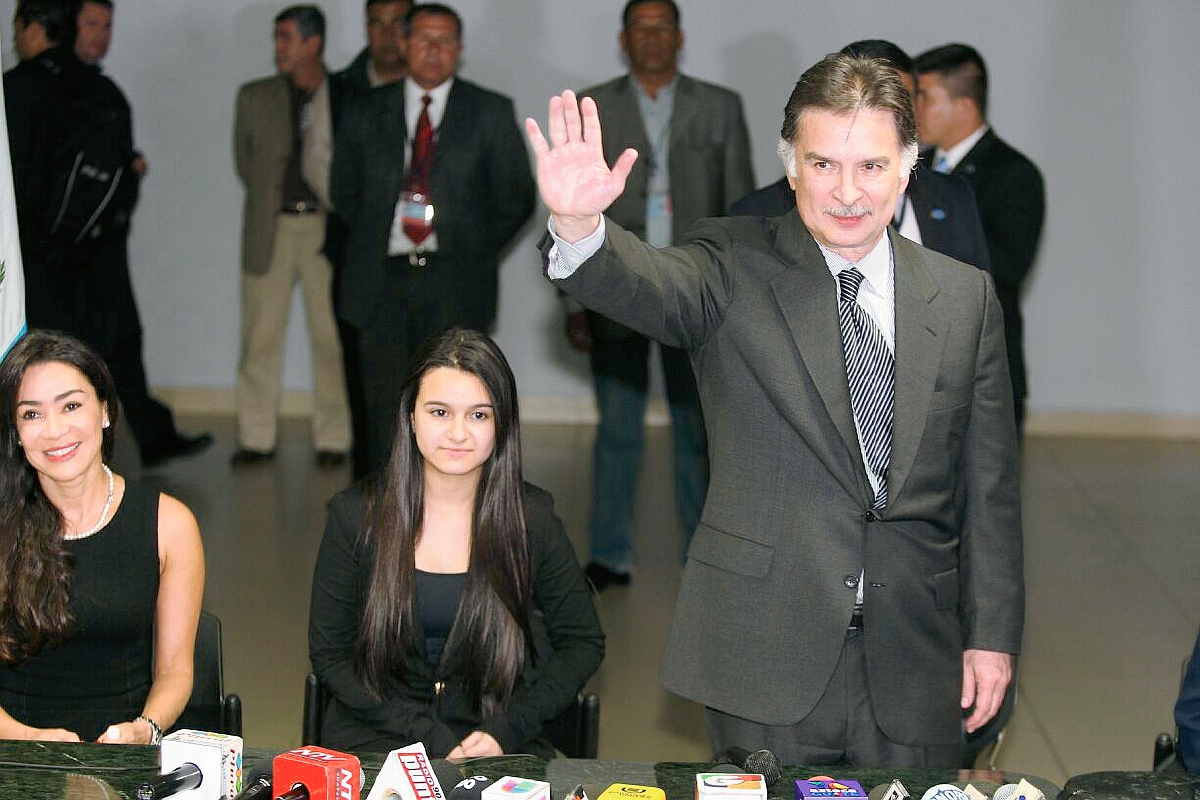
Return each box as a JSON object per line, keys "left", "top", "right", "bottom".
{"left": 1059, "top": 770, "right": 1200, "bottom": 800}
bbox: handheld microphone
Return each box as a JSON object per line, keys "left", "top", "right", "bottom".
{"left": 231, "top": 760, "right": 274, "bottom": 800}
{"left": 867, "top": 780, "right": 910, "bottom": 800}
{"left": 448, "top": 776, "right": 493, "bottom": 800}
{"left": 364, "top": 742, "right": 445, "bottom": 800}
{"left": 274, "top": 746, "right": 363, "bottom": 800}
{"left": 991, "top": 781, "right": 1045, "bottom": 800}
{"left": 138, "top": 763, "right": 202, "bottom": 799}
{"left": 919, "top": 786, "right": 970, "bottom": 800}
{"left": 140, "top": 730, "right": 244, "bottom": 800}
{"left": 713, "top": 747, "right": 781, "bottom": 787}
{"left": 482, "top": 777, "right": 552, "bottom": 800}
{"left": 796, "top": 778, "right": 867, "bottom": 800}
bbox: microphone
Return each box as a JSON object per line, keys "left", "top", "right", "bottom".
{"left": 795, "top": 778, "right": 867, "bottom": 800}
{"left": 138, "top": 763, "right": 202, "bottom": 799}
{"left": 867, "top": 780, "right": 910, "bottom": 800}
{"left": 140, "top": 729, "right": 244, "bottom": 800}
{"left": 991, "top": 781, "right": 1045, "bottom": 800}
{"left": 364, "top": 743, "right": 444, "bottom": 800}
{"left": 448, "top": 776, "right": 493, "bottom": 800}
{"left": 696, "top": 773, "right": 767, "bottom": 800}
{"left": 919, "top": 786, "right": 970, "bottom": 800}
{"left": 482, "top": 777, "right": 552, "bottom": 800}
{"left": 231, "top": 760, "right": 274, "bottom": 800}
{"left": 274, "top": 746, "right": 363, "bottom": 800}
{"left": 713, "top": 747, "right": 782, "bottom": 787}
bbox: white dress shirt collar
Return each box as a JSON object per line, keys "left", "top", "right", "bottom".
{"left": 934, "top": 124, "right": 989, "bottom": 173}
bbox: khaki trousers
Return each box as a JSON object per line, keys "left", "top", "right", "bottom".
{"left": 235, "top": 212, "right": 350, "bottom": 452}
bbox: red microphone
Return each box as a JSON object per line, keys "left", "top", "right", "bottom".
{"left": 273, "top": 746, "right": 362, "bottom": 800}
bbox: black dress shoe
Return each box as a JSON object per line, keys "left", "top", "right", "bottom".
{"left": 141, "top": 432, "right": 215, "bottom": 467}
{"left": 585, "top": 562, "right": 631, "bottom": 592}
{"left": 230, "top": 447, "right": 275, "bottom": 466}
{"left": 315, "top": 450, "right": 347, "bottom": 468}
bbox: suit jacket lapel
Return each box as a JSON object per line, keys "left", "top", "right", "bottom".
{"left": 888, "top": 230, "right": 947, "bottom": 505}
{"left": 667, "top": 75, "right": 698, "bottom": 151}
{"left": 432, "top": 79, "right": 464, "bottom": 172}
{"left": 768, "top": 214, "right": 870, "bottom": 501}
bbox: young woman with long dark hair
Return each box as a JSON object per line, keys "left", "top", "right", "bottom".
{"left": 309, "top": 328, "right": 603, "bottom": 756}
{"left": 0, "top": 330, "right": 204, "bottom": 743}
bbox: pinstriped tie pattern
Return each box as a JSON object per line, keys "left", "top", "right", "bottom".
{"left": 837, "top": 267, "right": 894, "bottom": 509}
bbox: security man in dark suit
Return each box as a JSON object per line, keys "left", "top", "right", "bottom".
{"left": 914, "top": 43, "right": 1045, "bottom": 434}
{"left": 331, "top": 3, "right": 535, "bottom": 473}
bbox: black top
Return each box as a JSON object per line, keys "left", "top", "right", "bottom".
{"left": 309, "top": 482, "right": 604, "bottom": 756}
{"left": 0, "top": 481, "right": 160, "bottom": 741}
{"left": 415, "top": 570, "right": 466, "bottom": 666}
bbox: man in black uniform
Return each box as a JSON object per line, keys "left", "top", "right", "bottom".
{"left": 5, "top": 0, "right": 212, "bottom": 467}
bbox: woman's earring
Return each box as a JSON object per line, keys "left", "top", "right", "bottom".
{"left": 102, "top": 419, "right": 111, "bottom": 429}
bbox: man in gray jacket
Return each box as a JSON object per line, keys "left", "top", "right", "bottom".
{"left": 571, "top": 0, "right": 754, "bottom": 590}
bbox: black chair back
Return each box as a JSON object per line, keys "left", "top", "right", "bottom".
{"left": 172, "top": 610, "right": 243, "bottom": 736}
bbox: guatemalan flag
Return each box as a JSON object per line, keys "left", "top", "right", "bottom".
{"left": 0, "top": 51, "right": 26, "bottom": 356}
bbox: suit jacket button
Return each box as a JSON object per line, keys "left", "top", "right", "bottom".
{"left": 863, "top": 509, "right": 878, "bottom": 522}
{"left": 843, "top": 575, "right": 859, "bottom": 589}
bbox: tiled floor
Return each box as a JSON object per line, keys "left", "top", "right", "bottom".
{"left": 151, "top": 415, "right": 1200, "bottom": 788}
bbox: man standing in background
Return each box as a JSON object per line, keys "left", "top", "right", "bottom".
{"left": 573, "top": 0, "right": 754, "bottom": 590}
{"left": 326, "top": 0, "right": 412, "bottom": 479}
{"left": 6, "top": 0, "right": 212, "bottom": 466}
{"left": 232, "top": 4, "right": 351, "bottom": 467}
{"left": 914, "top": 44, "right": 1044, "bottom": 435}
{"left": 331, "top": 3, "right": 534, "bottom": 474}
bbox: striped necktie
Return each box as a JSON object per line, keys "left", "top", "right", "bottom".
{"left": 837, "top": 267, "right": 894, "bottom": 509}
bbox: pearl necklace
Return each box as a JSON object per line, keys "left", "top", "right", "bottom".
{"left": 63, "top": 465, "right": 115, "bottom": 541}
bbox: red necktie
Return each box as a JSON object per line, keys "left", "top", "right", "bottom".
{"left": 403, "top": 94, "right": 435, "bottom": 244}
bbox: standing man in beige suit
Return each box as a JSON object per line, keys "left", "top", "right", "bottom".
{"left": 233, "top": 4, "right": 350, "bottom": 466}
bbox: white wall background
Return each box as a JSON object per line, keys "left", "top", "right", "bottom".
{"left": 5, "top": 0, "right": 1199, "bottom": 418}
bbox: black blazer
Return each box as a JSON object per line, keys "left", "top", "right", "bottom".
{"left": 935, "top": 129, "right": 1045, "bottom": 400}
{"left": 308, "top": 483, "right": 604, "bottom": 756}
{"left": 330, "top": 77, "right": 535, "bottom": 336}
{"left": 729, "top": 164, "right": 990, "bottom": 271}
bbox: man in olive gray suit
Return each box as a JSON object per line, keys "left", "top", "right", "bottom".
{"left": 526, "top": 53, "right": 1023, "bottom": 767}
{"left": 233, "top": 5, "right": 351, "bottom": 466}
{"left": 570, "top": 0, "right": 755, "bottom": 590}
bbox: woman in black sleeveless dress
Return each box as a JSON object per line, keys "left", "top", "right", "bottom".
{"left": 0, "top": 330, "right": 204, "bottom": 744}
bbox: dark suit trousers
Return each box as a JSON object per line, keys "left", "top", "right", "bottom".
{"left": 705, "top": 629, "right": 964, "bottom": 768}
{"left": 588, "top": 333, "right": 709, "bottom": 571}
{"left": 354, "top": 253, "right": 489, "bottom": 475}
{"left": 26, "top": 236, "right": 178, "bottom": 452}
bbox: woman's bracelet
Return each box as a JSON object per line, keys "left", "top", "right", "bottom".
{"left": 135, "top": 715, "right": 163, "bottom": 745}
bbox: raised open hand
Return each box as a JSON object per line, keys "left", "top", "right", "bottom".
{"left": 524, "top": 90, "right": 638, "bottom": 243}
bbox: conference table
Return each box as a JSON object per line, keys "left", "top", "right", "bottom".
{"left": 0, "top": 740, "right": 1067, "bottom": 800}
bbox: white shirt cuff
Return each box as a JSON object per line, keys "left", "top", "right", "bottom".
{"left": 546, "top": 216, "right": 606, "bottom": 279}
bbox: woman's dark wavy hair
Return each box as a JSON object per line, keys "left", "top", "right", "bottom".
{"left": 356, "top": 328, "right": 532, "bottom": 719}
{"left": 0, "top": 330, "right": 119, "bottom": 664}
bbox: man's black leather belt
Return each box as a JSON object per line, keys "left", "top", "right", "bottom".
{"left": 281, "top": 201, "right": 320, "bottom": 214}
{"left": 848, "top": 608, "right": 864, "bottom": 631}
{"left": 391, "top": 252, "right": 435, "bottom": 268}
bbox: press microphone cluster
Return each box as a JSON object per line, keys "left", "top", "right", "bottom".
{"left": 917, "top": 779, "right": 1045, "bottom": 800}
